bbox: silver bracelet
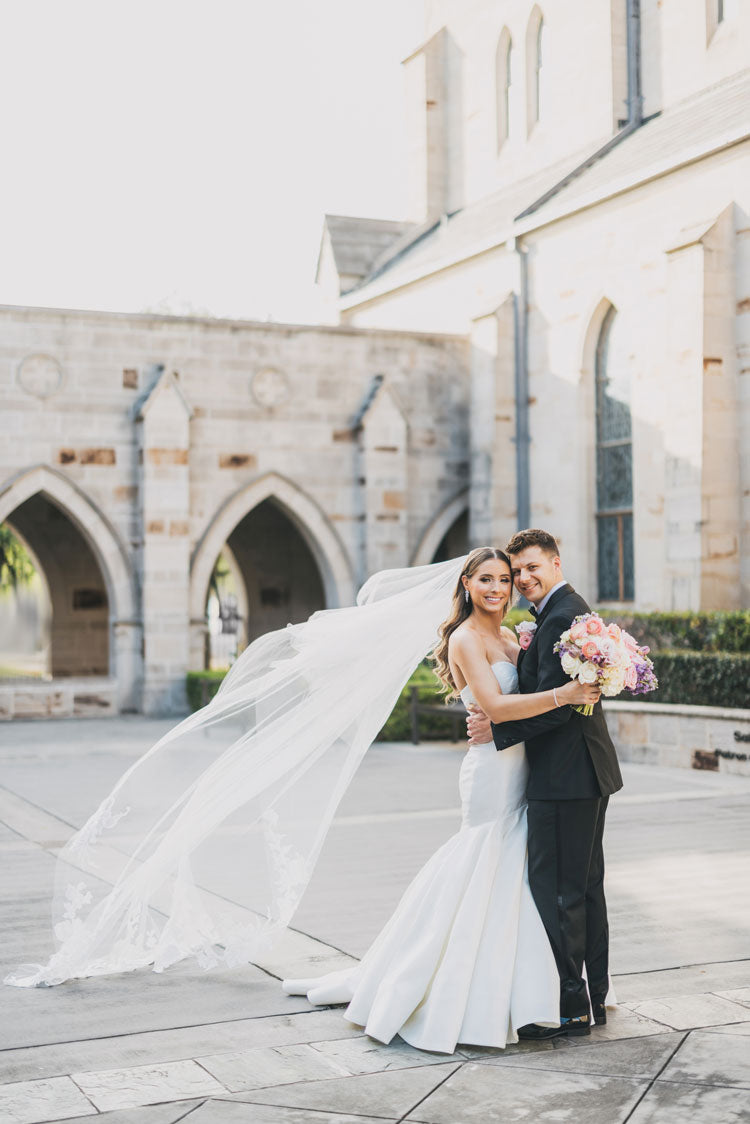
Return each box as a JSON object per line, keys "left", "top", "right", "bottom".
{"left": 553, "top": 687, "right": 560, "bottom": 707}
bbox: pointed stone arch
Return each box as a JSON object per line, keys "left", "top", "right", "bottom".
{"left": 0, "top": 464, "right": 141, "bottom": 709}
{"left": 189, "top": 472, "right": 356, "bottom": 627}
{"left": 580, "top": 296, "right": 618, "bottom": 384}
{"left": 411, "top": 491, "right": 470, "bottom": 566}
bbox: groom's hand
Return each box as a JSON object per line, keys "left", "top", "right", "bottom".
{"left": 466, "top": 706, "right": 492, "bottom": 746}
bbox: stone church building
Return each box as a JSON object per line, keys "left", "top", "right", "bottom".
{"left": 1, "top": 0, "right": 749, "bottom": 717}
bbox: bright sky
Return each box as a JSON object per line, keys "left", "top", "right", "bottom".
{"left": 0, "top": 0, "right": 423, "bottom": 323}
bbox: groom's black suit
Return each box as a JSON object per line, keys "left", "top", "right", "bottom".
{"left": 491, "top": 583, "right": 623, "bottom": 1020}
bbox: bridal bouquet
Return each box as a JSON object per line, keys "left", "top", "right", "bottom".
{"left": 554, "top": 612, "right": 658, "bottom": 715}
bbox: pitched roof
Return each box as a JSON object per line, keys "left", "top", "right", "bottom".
{"left": 520, "top": 67, "right": 750, "bottom": 227}
{"left": 342, "top": 68, "right": 750, "bottom": 306}
{"left": 318, "top": 214, "right": 416, "bottom": 286}
{"left": 339, "top": 143, "right": 608, "bottom": 302}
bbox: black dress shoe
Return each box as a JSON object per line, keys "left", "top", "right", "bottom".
{"left": 562, "top": 1014, "right": 591, "bottom": 1037}
{"left": 592, "top": 1002, "right": 607, "bottom": 1025}
{"left": 517, "top": 1023, "right": 566, "bottom": 1041}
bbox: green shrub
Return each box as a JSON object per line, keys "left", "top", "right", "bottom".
{"left": 641, "top": 651, "right": 750, "bottom": 710}
{"left": 605, "top": 610, "right": 750, "bottom": 654}
{"left": 377, "top": 662, "right": 459, "bottom": 741}
{"left": 186, "top": 669, "right": 228, "bottom": 711}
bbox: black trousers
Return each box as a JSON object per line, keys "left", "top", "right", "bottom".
{"left": 526, "top": 796, "right": 610, "bottom": 1020}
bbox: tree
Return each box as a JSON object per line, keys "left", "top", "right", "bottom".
{"left": 0, "top": 525, "right": 36, "bottom": 591}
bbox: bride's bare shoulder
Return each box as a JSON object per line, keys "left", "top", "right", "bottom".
{"left": 449, "top": 624, "right": 483, "bottom": 659}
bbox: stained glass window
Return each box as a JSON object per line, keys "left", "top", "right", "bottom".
{"left": 595, "top": 306, "right": 634, "bottom": 601}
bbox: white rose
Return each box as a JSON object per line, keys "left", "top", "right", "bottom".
{"left": 578, "top": 661, "right": 599, "bottom": 684}
{"left": 561, "top": 653, "right": 582, "bottom": 676}
{"left": 602, "top": 669, "right": 625, "bottom": 696}
{"left": 560, "top": 629, "right": 572, "bottom": 644}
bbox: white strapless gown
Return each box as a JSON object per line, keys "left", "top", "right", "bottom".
{"left": 282, "top": 661, "right": 560, "bottom": 1053}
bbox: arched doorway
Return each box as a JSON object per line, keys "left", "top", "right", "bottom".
{"left": 431, "top": 509, "right": 470, "bottom": 564}
{"left": 411, "top": 491, "right": 470, "bottom": 566}
{"left": 190, "top": 473, "right": 354, "bottom": 671}
{"left": 202, "top": 498, "right": 326, "bottom": 669}
{"left": 2, "top": 495, "right": 109, "bottom": 677}
{"left": 0, "top": 466, "right": 141, "bottom": 713}
{"left": 0, "top": 522, "right": 52, "bottom": 680}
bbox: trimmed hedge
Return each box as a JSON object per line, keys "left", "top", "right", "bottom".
{"left": 186, "top": 613, "right": 750, "bottom": 723}
{"left": 377, "top": 663, "right": 455, "bottom": 742}
{"left": 640, "top": 650, "right": 750, "bottom": 710}
{"left": 186, "top": 668, "right": 228, "bottom": 711}
{"left": 605, "top": 610, "right": 750, "bottom": 654}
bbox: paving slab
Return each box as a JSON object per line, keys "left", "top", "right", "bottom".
{"left": 0, "top": 1011, "right": 362, "bottom": 1085}
{"left": 628, "top": 1079, "right": 750, "bottom": 1123}
{"left": 197, "top": 1042, "right": 349, "bottom": 1094}
{"left": 474, "top": 1030, "right": 685, "bottom": 1079}
{"left": 47, "top": 1103, "right": 204, "bottom": 1124}
{"left": 630, "top": 992, "right": 750, "bottom": 1031}
{"left": 0, "top": 964, "right": 309, "bottom": 1051}
{"left": 404, "top": 1061, "right": 646, "bottom": 1123}
{"left": 0, "top": 1075, "right": 96, "bottom": 1124}
{"left": 704, "top": 1022, "right": 750, "bottom": 1037}
{"left": 70, "top": 1059, "right": 226, "bottom": 1112}
{"left": 198, "top": 1035, "right": 455, "bottom": 1095}
{"left": 457, "top": 1036, "right": 561, "bottom": 1060}
{"left": 230, "top": 1063, "right": 460, "bottom": 1119}
{"left": 658, "top": 1028, "right": 750, "bottom": 1089}
{"left": 717, "top": 987, "right": 750, "bottom": 1009}
{"left": 614, "top": 960, "right": 750, "bottom": 1003}
{"left": 193, "top": 1103, "right": 396, "bottom": 1123}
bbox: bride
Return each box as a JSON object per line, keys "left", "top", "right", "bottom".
{"left": 283, "top": 547, "right": 600, "bottom": 1053}
{"left": 5, "top": 547, "right": 597, "bottom": 1055}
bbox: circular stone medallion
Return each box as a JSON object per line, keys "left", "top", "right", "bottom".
{"left": 17, "top": 353, "right": 64, "bottom": 399}
{"left": 251, "top": 366, "right": 290, "bottom": 408}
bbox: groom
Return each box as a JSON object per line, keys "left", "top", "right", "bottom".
{"left": 467, "top": 528, "right": 623, "bottom": 1038}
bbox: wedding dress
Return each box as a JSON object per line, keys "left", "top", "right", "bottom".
{"left": 283, "top": 660, "right": 560, "bottom": 1054}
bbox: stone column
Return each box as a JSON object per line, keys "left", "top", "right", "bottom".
{"left": 360, "top": 379, "right": 409, "bottom": 576}
{"left": 664, "top": 206, "right": 740, "bottom": 610}
{"left": 469, "top": 296, "right": 517, "bottom": 549}
{"left": 136, "top": 371, "right": 193, "bottom": 713}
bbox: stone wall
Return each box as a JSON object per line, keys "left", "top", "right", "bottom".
{"left": 0, "top": 309, "right": 469, "bottom": 714}
{"left": 605, "top": 700, "right": 750, "bottom": 777}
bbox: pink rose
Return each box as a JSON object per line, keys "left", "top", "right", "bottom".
{"left": 582, "top": 641, "right": 599, "bottom": 660}
{"left": 586, "top": 617, "right": 603, "bottom": 635}
{"left": 570, "top": 622, "right": 588, "bottom": 642}
{"left": 625, "top": 665, "right": 638, "bottom": 690}
{"left": 607, "top": 623, "right": 621, "bottom": 640}
{"left": 516, "top": 621, "right": 537, "bottom": 650}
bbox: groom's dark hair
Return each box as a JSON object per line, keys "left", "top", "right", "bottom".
{"left": 506, "top": 528, "right": 560, "bottom": 557}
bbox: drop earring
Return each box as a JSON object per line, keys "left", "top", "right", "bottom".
{"left": 464, "top": 589, "right": 469, "bottom": 604}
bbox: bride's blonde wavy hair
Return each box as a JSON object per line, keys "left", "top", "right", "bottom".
{"left": 431, "top": 546, "right": 512, "bottom": 701}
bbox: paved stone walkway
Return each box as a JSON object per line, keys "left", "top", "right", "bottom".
{"left": 1, "top": 717, "right": 749, "bottom": 1123}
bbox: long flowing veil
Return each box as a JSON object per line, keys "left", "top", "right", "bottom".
{"left": 5, "top": 554, "right": 467, "bottom": 987}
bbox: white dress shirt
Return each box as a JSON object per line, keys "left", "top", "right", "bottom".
{"left": 534, "top": 579, "right": 567, "bottom": 616}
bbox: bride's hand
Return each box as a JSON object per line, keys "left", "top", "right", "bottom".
{"left": 559, "top": 679, "right": 601, "bottom": 706}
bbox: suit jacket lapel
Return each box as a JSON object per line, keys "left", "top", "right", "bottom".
{"left": 533, "top": 583, "right": 574, "bottom": 630}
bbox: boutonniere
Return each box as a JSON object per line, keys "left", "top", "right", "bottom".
{"left": 516, "top": 621, "right": 537, "bottom": 650}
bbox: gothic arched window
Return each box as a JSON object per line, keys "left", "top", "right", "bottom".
{"left": 595, "top": 306, "right": 634, "bottom": 601}
{"left": 526, "top": 7, "right": 544, "bottom": 133}
{"left": 496, "top": 29, "right": 512, "bottom": 151}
